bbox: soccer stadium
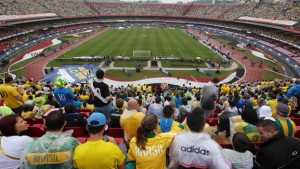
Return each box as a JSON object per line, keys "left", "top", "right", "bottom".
{"left": 0, "top": 0, "right": 300, "bottom": 168}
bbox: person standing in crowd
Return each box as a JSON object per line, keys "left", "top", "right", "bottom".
{"left": 0, "top": 114, "right": 33, "bottom": 169}
{"left": 89, "top": 69, "right": 112, "bottom": 124}
{"left": 20, "top": 110, "right": 80, "bottom": 169}
{"left": 74, "top": 113, "right": 125, "bottom": 169}
{"left": 200, "top": 78, "right": 219, "bottom": 119}
{"left": 254, "top": 120, "right": 300, "bottom": 169}
{"left": 0, "top": 76, "right": 24, "bottom": 115}
{"left": 170, "top": 107, "right": 231, "bottom": 169}
{"left": 275, "top": 103, "right": 296, "bottom": 137}
{"left": 54, "top": 78, "right": 75, "bottom": 108}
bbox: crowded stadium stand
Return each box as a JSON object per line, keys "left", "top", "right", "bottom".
{"left": 0, "top": 0, "right": 300, "bottom": 168}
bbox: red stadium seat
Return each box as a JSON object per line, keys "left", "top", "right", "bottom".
{"left": 295, "top": 126, "right": 300, "bottom": 139}
{"left": 65, "top": 127, "right": 87, "bottom": 138}
{"left": 219, "top": 143, "right": 233, "bottom": 149}
{"left": 208, "top": 118, "right": 219, "bottom": 126}
{"left": 25, "top": 118, "right": 37, "bottom": 126}
{"left": 77, "top": 137, "right": 87, "bottom": 144}
{"left": 25, "top": 124, "right": 46, "bottom": 137}
{"left": 291, "top": 118, "right": 300, "bottom": 126}
{"left": 108, "top": 128, "right": 124, "bottom": 138}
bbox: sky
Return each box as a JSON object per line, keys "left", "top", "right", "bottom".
{"left": 122, "top": 0, "right": 193, "bottom": 3}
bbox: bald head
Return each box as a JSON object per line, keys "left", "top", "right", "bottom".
{"left": 127, "top": 98, "right": 139, "bottom": 111}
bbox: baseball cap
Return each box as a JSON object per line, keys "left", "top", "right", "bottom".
{"left": 96, "top": 69, "right": 104, "bottom": 79}
{"left": 276, "top": 103, "right": 290, "bottom": 117}
{"left": 87, "top": 113, "right": 106, "bottom": 127}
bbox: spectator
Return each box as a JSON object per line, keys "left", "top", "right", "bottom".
{"left": 170, "top": 107, "right": 231, "bottom": 169}
{"left": 64, "top": 103, "right": 88, "bottom": 135}
{"left": 73, "top": 113, "right": 125, "bottom": 169}
{"left": 213, "top": 113, "right": 231, "bottom": 144}
{"left": 0, "top": 114, "right": 33, "bottom": 169}
{"left": 157, "top": 105, "right": 184, "bottom": 133}
{"left": 89, "top": 69, "right": 112, "bottom": 124}
{"left": 0, "top": 106, "right": 14, "bottom": 119}
{"left": 54, "top": 78, "right": 75, "bottom": 108}
{"left": 127, "top": 114, "right": 177, "bottom": 169}
{"left": 109, "top": 98, "right": 124, "bottom": 128}
{"left": 258, "top": 98, "right": 275, "bottom": 121}
{"left": 178, "top": 97, "right": 191, "bottom": 122}
{"left": 254, "top": 120, "right": 300, "bottom": 169}
{"left": 147, "top": 96, "right": 163, "bottom": 118}
{"left": 44, "top": 94, "right": 60, "bottom": 108}
{"left": 232, "top": 105, "right": 261, "bottom": 142}
{"left": 25, "top": 95, "right": 35, "bottom": 107}
{"left": 275, "top": 103, "right": 296, "bottom": 137}
{"left": 0, "top": 76, "right": 24, "bottom": 115}
{"left": 223, "top": 132, "right": 253, "bottom": 169}
{"left": 219, "top": 99, "right": 238, "bottom": 118}
{"left": 21, "top": 104, "right": 34, "bottom": 119}
{"left": 20, "top": 110, "right": 80, "bottom": 169}
{"left": 200, "top": 77, "right": 219, "bottom": 119}
{"left": 120, "top": 99, "right": 145, "bottom": 142}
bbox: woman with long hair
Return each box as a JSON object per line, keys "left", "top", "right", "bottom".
{"left": 0, "top": 114, "right": 33, "bottom": 169}
{"left": 127, "top": 114, "right": 178, "bottom": 169}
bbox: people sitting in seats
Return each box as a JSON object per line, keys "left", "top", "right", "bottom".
{"left": 169, "top": 108, "right": 231, "bottom": 169}
{"left": 0, "top": 114, "right": 33, "bottom": 169}
{"left": 120, "top": 99, "right": 145, "bottom": 142}
{"left": 157, "top": 105, "right": 184, "bottom": 133}
{"left": 20, "top": 110, "right": 80, "bottom": 169}
{"left": 275, "top": 103, "right": 296, "bottom": 137}
{"left": 127, "top": 114, "right": 179, "bottom": 169}
{"left": 74, "top": 113, "right": 125, "bottom": 169}
{"left": 223, "top": 132, "right": 253, "bottom": 169}
{"left": 254, "top": 120, "right": 300, "bottom": 169}
{"left": 109, "top": 98, "right": 124, "bottom": 128}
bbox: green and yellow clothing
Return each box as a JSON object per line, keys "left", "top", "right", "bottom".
{"left": 234, "top": 122, "right": 261, "bottom": 142}
{"left": 127, "top": 132, "right": 176, "bottom": 169}
{"left": 20, "top": 134, "right": 80, "bottom": 169}
{"left": 0, "top": 85, "right": 23, "bottom": 108}
{"left": 275, "top": 118, "right": 296, "bottom": 137}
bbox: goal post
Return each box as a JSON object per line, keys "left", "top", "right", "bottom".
{"left": 133, "top": 50, "right": 151, "bottom": 58}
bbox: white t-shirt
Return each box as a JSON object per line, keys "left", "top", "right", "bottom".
{"left": 1, "top": 136, "right": 33, "bottom": 158}
{"left": 170, "top": 132, "right": 231, "bottom": 169}
{"left": 223, "top": 149, "right": 253, "bottom": 169}
{"left": 0, "top": 153, "right": 20, "bottom": 169}
{"left": 0, "top": 136, "right": 33, "bottom": 169}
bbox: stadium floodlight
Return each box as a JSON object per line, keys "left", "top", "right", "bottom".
{"left": 133, "top": 50, "right": 151, "bottom": 58}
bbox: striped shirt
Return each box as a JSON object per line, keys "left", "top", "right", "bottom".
{"left": 275, "top": 118, "right": 296, "bottom": 137}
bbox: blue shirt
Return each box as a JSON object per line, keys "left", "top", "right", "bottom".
{"left": 54, "top": 88, "right": 74, "bottom": 108}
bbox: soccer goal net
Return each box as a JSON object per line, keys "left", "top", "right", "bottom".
{"left": 133, "top": 50, "right": 151, "bottom": 58}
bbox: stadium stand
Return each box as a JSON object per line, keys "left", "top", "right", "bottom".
{"left": 0, "top": 1, "right": 300, "bottom": 168}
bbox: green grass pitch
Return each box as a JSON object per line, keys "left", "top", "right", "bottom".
{"left": 48, "top": 28, "right": 222, "bottom": 64}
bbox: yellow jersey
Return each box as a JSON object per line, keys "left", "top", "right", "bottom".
{"left": 0, "top": 85, "right": 23, "bottom": 108}
{"left": 120, "top": 111, "right": 145, "bottom": 140}
{"left": 127, "top": 132, "right": 176, "bottom": 169}
{"left": 74, "top": 140, "right": 125, "bottom": 169}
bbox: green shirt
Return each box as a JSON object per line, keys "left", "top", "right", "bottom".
{"left": 20, "top": 134, "right": 80, "bottom": 169}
